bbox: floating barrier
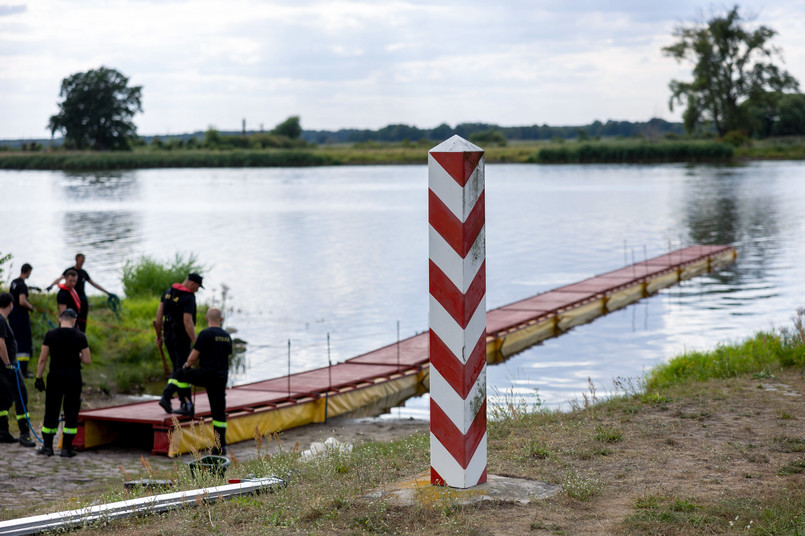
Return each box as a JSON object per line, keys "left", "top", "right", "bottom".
{"left": 75, "top": 245, "right": 736, "bottom": 456}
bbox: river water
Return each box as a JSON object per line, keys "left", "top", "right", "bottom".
{"left": 3, "top": 162, "right": 805, "bottom": 417}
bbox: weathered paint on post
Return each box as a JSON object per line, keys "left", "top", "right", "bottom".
{"left": 428, "top": 135, "right": 487, "bottom": 488}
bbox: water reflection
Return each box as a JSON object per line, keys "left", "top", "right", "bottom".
{"left": 682, "top": 167, "right": 781, "bottom": 288}
{"left": 61, "top": 171, "right": 139, "bottom": 201}
{"left": 62, "top": 211, "right": 141, "bottom": 274}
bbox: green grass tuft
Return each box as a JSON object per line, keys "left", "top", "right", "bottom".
{"left": 121, "top": 253, "right": 206, "bottom": 298}
{"left": 646, "top": 331, "right": 804, "bottom": 390}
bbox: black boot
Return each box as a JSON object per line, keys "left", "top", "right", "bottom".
{"left": 211, "top": 426, "right": 227, "bottom": 456}
{"left": 37, "top": 432, "right": 54, "bottom": 456}
{"left": 0, "top": 415, "right": 16, "bottom": 443}
{"left": 17, "top": 417, "right": 35, "bottom": 448}
{"left": 60, "top": 433, "right": 76, "bottom": 458}
{"left": 158, "top": 384, "right": 176, "bottom": 414}
{"left": 174, "top": 400, "right": 194, "bottom": 418}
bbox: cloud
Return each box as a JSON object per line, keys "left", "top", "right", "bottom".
{"left": 0, "top": 4, "right": 25, "bottom": 17}
{"left": 2, "top": 0, "right": 805, "bottom": 137}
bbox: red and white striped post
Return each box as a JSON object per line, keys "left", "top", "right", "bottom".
{"left": 428, "top": 135, "right": 487, "bottom": 488}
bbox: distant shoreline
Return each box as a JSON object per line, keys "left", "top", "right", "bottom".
{"left": 1, "top": 139, "right": 803, "bottom": 171}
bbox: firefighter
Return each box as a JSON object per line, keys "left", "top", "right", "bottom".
{"left": 48, "top": 253, "right": 115, "bottom": 333}
{"left": 0, "top": 293, "right": 35, "bottom": 447}
{"left": 159, "top": 307, "right": 232, "bottom": 455}
{"left": 155, "top": 273, "right": 203, "bottom": 416}
{"left": 34, "top": 308, "right": 91, "bottom": 457}
{"left": 9, "top": 263, "right": 35, "bottom": 377}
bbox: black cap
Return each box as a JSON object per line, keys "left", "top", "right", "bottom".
{"left": 188, "top": 273, "right": 204, "bottom": 288}
{"left": 60, "top": 308, "right": 78, "bottom": 319}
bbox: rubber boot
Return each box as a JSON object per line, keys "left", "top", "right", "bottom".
{"left": 158, "top": 384, "right": 176, "bottom": 414}
{"left": 211, "top": 426, "right": 227, "bottom": 456}
{"left": 174, "top": 400, "right": 194, "bottom": 418}
{"left": 0, "top": 416, "right": 16, "bottom": 443}
{"left": 60, "top": 433, "right": 76, "bottom": 458}
{"left": 37, "top": 432, "right": 54, "bottom": 456}
{"left": 17, "top": 416, "right": 35, "bottom": 447}
{"left": 178, "top": 388, "right": 192, "bottom": 411}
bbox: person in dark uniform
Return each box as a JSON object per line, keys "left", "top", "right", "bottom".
{"left": 155, "top": 273, "right": 203, "bottom": 416}
{"left": 34, "top": 308, "right": 91, "bottom": 457}
{"left": 0, "top": 293, "right": 35, "bottom": 447}
{"left": 9, "top": 263, "right": 35, "bottom": 377}
{"left": 159, "top": 307, "right": 232, "bottom": 455}
{"left": 48, "top": 253, "right": 114, "bottom": 333}
{"left": 56, "top": 269, "right": 82, "bottom": 321}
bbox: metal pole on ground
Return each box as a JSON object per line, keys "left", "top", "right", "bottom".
{"left": 287, "top": 339, "right": 291, "bottom": 399}
{"left": 428, "top": 135, "right": 487, "bottom": 488}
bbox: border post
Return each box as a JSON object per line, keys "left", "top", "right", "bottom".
{"left": 428, "top": 135, "right": 487, "bottom": 488}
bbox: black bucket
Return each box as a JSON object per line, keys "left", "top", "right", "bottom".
{"left": 188, "top": 455, "right": 231, "bottom": 478}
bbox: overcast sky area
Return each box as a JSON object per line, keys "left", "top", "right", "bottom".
{"left": 2, "top": 1, "right": 805, "bottom": 139}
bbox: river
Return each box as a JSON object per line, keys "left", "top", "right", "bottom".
{"left": 3, "top": 161, "right": 804, "bottom": 416}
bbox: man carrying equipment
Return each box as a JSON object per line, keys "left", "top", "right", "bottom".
{"left": 34, "top": 308, "right": 91, "bottom": 457}
{"left": 48, "top": 253, "right": 115, "bottom": 333}
{"left": 0, "top": 293, "right": 35, "bottom": 447}
{"left": 9, "top": 263, "right": 35, "bottom": 377}
{"left": 155, "top": 273, "right": 203, "bottom": 416}
{"left": 159, "top": 307, "right": 232, "bottom": 455}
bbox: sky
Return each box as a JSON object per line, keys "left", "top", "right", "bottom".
{"left": 2, "top": 1, "right": 805, "bottom": 139}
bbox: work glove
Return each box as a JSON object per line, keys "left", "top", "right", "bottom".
{"left": 35, "top": 377, "right": 45, "bottom": 392}
{"left": 46, "top": 285, "right": 53, "bottom": 292}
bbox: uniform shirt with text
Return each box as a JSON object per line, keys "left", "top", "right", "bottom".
{"left": 193, "top": 326, "right": 232, "bottom": 379}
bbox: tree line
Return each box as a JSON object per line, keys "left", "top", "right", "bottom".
{"left": 300, "top": 118, "right": 686, "bottom": 145}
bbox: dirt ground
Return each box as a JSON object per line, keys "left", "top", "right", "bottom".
{"left": 2, "top": 369, "right": 805, "bottom": 534}
{"left": 483, "top": 368, "right": 805, "bottom": 535}
{"left": 0, "top": 396, "right": 428, "bottom": 518}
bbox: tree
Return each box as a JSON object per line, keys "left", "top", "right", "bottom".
{"left": 663, "top": 6, "right": 799, "bottom": 136}
{"left": 469, "top": 129, "right": 507, "bottom": 147}
{"left": 48, "top": 66, "right": 143, "bottom": 150}
{"left": 272, "top": 116, "right": 302, "bottom": 139}
{"left": 772, "top": 93, "right": 805, "bottom": 135}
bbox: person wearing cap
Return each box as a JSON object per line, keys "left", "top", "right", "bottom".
{"left": 9, "top": 263, "right": 35, "bottom": 377}
{"left": 48, "top": 253, "right": 115, "bottom": 333}
{"left": 0, "top": 293, "right": 35, "bottom": 447}
{"left": 158, "top": 307, "right": 232, "bottom": 455}
{"left": 155, "top": 273, "right": 203, "bottom": 416}
{"left": 34, "top": 308, "right": 90, "bottom": 457}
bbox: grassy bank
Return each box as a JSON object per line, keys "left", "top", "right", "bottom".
{"left": 532, "top": 140, "right": 734, "bottom": 163}
{"left": 6, "top": 136, "right": 805, "bottom": 170}
{"left": 3, "top": 323, "right": 804, "bottom": 534}
{"left": 0, "top": 149, "right": 335, "bottom": 171}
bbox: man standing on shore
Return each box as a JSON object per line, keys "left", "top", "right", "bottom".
{"left": 34, "top": 308, "right": 91, "bottom": 457}
{"left": 155, "top": 273, "right": 203, "bottom": 416}
{"left": 48, "top": 253, "right": 114, "bottom": 333}
{"left": 9, "top": 263, "right": 35, "bottom": 378}
{"left": 0, "top": 293, "right": 35, "bottom": 447}
{"left": 159, "top": 307, "right": 232, "bottom": 455}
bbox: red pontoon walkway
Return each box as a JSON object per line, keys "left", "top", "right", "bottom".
{"left": 76, "top": 245, "right": 736, "bottom": 456}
